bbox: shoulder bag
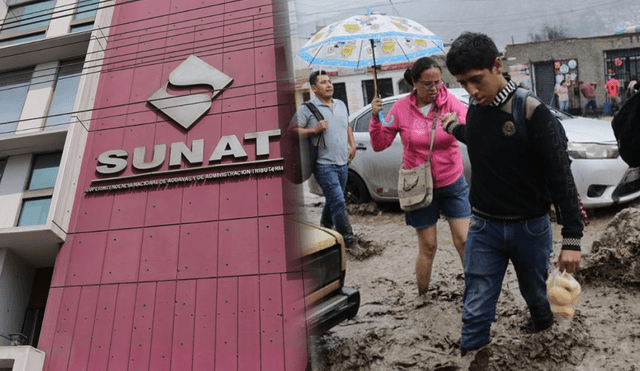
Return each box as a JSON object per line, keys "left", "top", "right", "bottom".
{"left": 397, "top": 107, "right": 438, "bottom": 211}
{"left": 291, "top": 102, "right": 326, "bottom": 184}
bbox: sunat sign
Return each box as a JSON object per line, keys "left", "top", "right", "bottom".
{"left": 86, "top": 55, "right": 283, "bottom": 193}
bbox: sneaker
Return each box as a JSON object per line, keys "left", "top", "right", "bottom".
{"left": 343, "top": 234, "right": 358, "bottom": 247}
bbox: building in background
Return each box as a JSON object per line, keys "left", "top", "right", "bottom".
{"left": 0, "top": 0, "right": 105, "bottom": 361}
{"left": 0, "top": 0, "right": 309, "bottom": 370}
{"left": 504, "top": 31, "right": 640, "bottom": 115}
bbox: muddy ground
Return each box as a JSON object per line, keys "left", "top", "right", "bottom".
{"left": 301, "top": 187, "right": 640, "bottom": 371}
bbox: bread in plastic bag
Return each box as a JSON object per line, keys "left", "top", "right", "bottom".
{"left": 547, "top": 268, "right": 581, "bottom": 319}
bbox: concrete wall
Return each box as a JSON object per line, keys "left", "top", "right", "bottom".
{"left": 0, "top": 346, "right": 45, "bottom": 371}
{"left": 504, "top": 33, "right": 640, "bottom": 107}
{"left": 0, "top": 249, "right": 36, "bottom": 347}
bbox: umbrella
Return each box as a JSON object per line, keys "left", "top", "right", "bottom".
{"left": 297, "top": 10, "right": 444, "bottom": 124}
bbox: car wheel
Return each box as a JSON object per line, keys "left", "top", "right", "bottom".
{"left": 345, "top": 172, "right": 370, "bottom": 204}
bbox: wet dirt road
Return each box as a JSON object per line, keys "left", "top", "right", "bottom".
{"left": 301, "top": 187, "right": 640, "bottom": 371}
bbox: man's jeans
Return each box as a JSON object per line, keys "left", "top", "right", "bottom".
{"left": 461, "top": 214, "right": 554, "bottom": 351}
{"left": 583, "top": 98, "right": 598, "bottom": 117}
{"left": 314, "top": 163, "right": 350, "bottom": 233}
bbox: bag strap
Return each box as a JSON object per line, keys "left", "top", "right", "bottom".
{"left": 511, "top": 87, "right": 531, "bottom": 142}
{"left": 303, "top": 102, "right": 326, "bottom": 148}
{"left": 426, "top": 106, "right": 439, "bottom": 165}
{"left": 303, "top": 102, "right": 324, "bottom": 121}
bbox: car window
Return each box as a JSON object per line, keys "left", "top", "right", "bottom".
{"left": 353, "top": 101, "right": 395, "bottom": 132}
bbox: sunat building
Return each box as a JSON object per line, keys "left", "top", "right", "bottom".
{"left": 0, "top": 0, "right": 311, "bottom": 370}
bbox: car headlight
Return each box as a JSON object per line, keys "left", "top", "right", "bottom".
{"left": 567, "top": 142, "right": 619, "bottom": 159}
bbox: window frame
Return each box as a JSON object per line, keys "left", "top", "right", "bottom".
{"left": 69, "top": 0, "right": 98, "bottom": 32}
{"left": 16, "top": 151, "right": 62, "bottom": 227}
{"left": 44, "top": 58, "right": 84, "bottom": 130}
{"left": 0, "top": 0, "right": 56, "bottom": 45}
{"left": 0, "top": 158, "right": 6, "bottom": 186}
{"left": 0, "top": 67, "right": 35, "bottom": 137}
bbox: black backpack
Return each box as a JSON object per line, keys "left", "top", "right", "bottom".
{"left": 287, "top": 102, "right": 325, "bottom": 184}
{"left": 611, "top": 92, "right": 640, "bottom": 167}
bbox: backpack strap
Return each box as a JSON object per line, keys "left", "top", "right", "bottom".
{"left": 511, "top": 87, "right": 531, "bottom": 142}
{"left": 302, "top": 102, "right": 326, "bottom": 148}
{"left": 303, "top": 102, "right": 324, "bottom": 121}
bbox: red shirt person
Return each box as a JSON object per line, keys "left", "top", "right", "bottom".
{"left": 579, "top": 81, "right": 598, "bottom": 117}
{"left": 605, "top": 76, "right": 622, "bottom": 114}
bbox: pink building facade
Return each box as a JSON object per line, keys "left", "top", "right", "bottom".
{"left": 37, "top": 0, "right": 308, "bottom": 370}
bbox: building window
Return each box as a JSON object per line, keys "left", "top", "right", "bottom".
{"left": 0, "top": 0, "right": 56, "bottom": 46}
{"left": 332, "top": 82, "right": 349, "bottom": 114}
{"left": 0, "top": 158, "right": 6, "bottom": 185}
{"left": 17, "top": 152, "right": 62, "bottom": 226}
{"left": 45, "top": 60, "right": 84, "bottom": 130}
{"left": 0, "top": 68, "right": 34, "bottom": 137}
{"left": 362, "top": 78, "right": 393, "bottom": 106}
{"left": 73, "top": 0, "right": 99, "bottom": 20}
{"left": 70, "top": 0, "right": 98, "bottom": 32}
{"left": 18, "top": 198, "right": 52, "bottom": 226}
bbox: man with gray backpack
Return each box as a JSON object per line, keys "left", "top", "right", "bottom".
{"left": 293, "top": 70, "right": 358, "bottom": 246}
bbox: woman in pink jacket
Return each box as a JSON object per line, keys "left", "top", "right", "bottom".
{"left": 370, "top": 57, "right": 470, "bottom": 299}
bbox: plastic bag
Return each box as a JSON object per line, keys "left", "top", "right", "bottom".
{"left": 547, "top": 268, "right": 581, "bottom": 320}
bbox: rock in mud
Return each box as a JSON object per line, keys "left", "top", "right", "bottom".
{"left": 578, "top": 207, "right": 640, "bottom": 284}
{"left": 347, "top": 202, "right": 380, "bottom": 216}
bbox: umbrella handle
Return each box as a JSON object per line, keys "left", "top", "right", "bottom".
{"left": 369, "top": 38, "right": 394, "bottom": 126}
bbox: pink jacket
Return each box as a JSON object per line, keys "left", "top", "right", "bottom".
{"left": 369, "top": 85, "right": 467, "bottom": 188}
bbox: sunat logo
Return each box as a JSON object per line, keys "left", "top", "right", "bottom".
{"left": 147, "top": 55, "right": 233, "bottom": 130}
{"left": 87, "top": 55, "right": 284, "bottom": 193}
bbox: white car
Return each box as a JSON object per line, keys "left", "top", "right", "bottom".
{"left": 309, "top": 88, "right": 640, "bottom": 208}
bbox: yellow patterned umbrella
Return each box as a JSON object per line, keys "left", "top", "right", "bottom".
{"left": 298, "top": 10, "right": 443, "bottom": 123}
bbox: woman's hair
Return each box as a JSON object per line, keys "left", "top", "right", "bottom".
{"left": 446, "top": 32, "right": 499, "bottom": 76}
{"left": 403, "top": 57, "right": 442, "bottom": 87}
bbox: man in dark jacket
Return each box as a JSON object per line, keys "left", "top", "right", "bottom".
{"left": 442, "top": 32, "right": 583, "bottom": 354}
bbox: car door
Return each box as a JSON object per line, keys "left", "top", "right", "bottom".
{"left": 349, "top": 100, "right": 404, "bottom": 202}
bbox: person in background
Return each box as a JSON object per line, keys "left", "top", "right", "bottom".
{"left": 556, "top": 80, "right": 569, "bottom": 112}
{"left": 627, "top": 75, "right": 638, "bottom": 99}
{"left": 605, "top": 74, "right": 621, "bottom": 115}
{"left": 579, "top": 80, "right": 599, "bottom": 117}
{"left": 369, "top": 57, "right": 470, "bottom": 302}
{"left": 294, "top": 70, "right": 358, "bottom": 246}
{"left": 443, "top": 32, "right": 583, "bottom": 355}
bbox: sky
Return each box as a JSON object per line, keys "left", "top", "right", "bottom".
{"left": 291, "top": 0, "right": 640, "bottom": 49}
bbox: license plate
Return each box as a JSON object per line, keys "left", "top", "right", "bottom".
{"left": 622, "top": 167, "right": 640, "bottom": 183}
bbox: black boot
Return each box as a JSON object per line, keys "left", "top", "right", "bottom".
{"left": 320, "top": 206, "right": 333, "bottom": 229}
{"left": 334, "top": 214, "right": 356, "bottom": 246}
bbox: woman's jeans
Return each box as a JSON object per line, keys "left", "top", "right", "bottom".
{"left": 559, "top": 100, "right": 568, "bottom": 112}
{"left": 461, "top": 214, "right": 554, "bottom": 351}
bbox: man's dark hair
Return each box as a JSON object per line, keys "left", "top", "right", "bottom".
{"left": 446, "top": 32, "right": 500, "bottom": 76}
{"left": 309, "top": 70, "right": 328, "bottom": 86}
{"left": 403, "top": 57, "right": 442, "bottom": 86}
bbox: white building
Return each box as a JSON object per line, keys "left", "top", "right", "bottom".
{"left": 0, "top": 0, "right": 112, "bottom": 367}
